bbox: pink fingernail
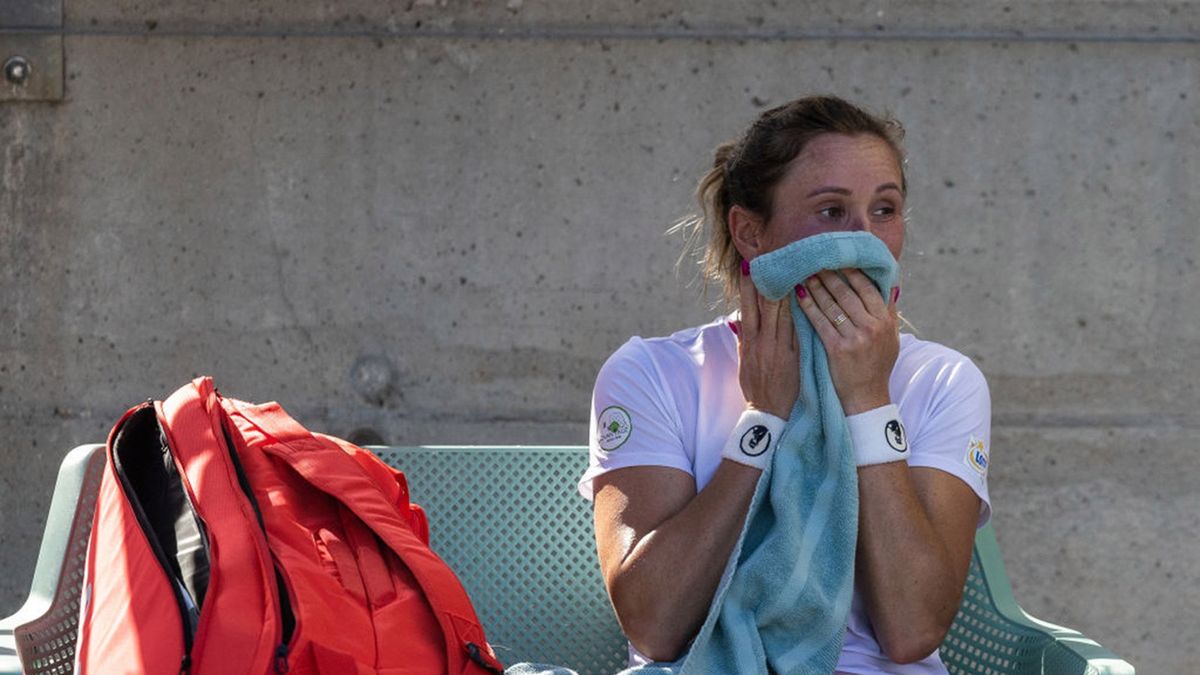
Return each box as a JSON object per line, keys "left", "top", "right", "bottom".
{"left": 728, "top": 321, "right": 739, "bottom": 336}
{"left": 891, "top": 286, "right": 901, "bottom": 303}
{"left": 795, "top": 285, "right": 807, "bottom": 300}
{"left": 740, "top": 259, "right": 750, "bottom": 276}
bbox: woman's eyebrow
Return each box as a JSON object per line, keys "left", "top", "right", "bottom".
{"left": 805, "top": 183, "right": 903, "bottom": 198}
{"left": 805, "top": 186, "right": 851, "bottom": 198}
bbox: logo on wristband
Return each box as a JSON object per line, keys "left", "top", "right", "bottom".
{"left": 740, "top": 425, "right": 772, "bottom": 456}
{"left": 885, "top": 419, "right": 907, "bottom": 452}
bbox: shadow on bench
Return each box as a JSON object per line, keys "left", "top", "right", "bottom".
{"left": 0, "top": 444, "right": 1135, "bottom": 675}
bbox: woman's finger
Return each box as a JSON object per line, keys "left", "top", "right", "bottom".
{"left": 781, "top": 296, "right": 798, "bottom": 353}
{"left": 791, "top": 308, "right": 800, "bottom": 353}
{"left": 804, "top": 274, "right": 855, "bottom": 335}
{"left": 738, "top": 259, "right": 759, "bottom": 340}
{"left": 814, "top": 270, "right": 870, "bottom": 323}
{"left": 842, "top": 268, "right": 888, "bottom": 318}
{"left": 796, "top": 280, "right": 842, "bottom": 344}
{"left": 759, "top": 286, "right": 779, "bottom": 342}
{"left": 775, "top": 292, "right": 793, "bottom": 343}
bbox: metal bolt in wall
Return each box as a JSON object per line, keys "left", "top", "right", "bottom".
{"left": 0, "top": 33, "right": 64, "bottom": 101}
{"left": 4, "top": 56, "right": 31, "bottom": 86}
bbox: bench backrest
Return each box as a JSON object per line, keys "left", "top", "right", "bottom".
{"left": 4, "top": 444, "right": 1134, "bottom": 675}
{"left": 382, "top": 446, "right": 1131, "bottom": 675}
{"left": 378, "top": 446, "right": 627, "bottom": 673}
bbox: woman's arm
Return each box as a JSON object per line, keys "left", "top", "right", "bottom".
{"left": 593, "top": 461, "right": 760, "bottom": 661}
{"left": 798, "top": 268, "right": 981, "bottom": 663}
{"left": 593, "top": 271, "right": 800, "bottom": 662}
{"left": 855, "top": 465, "right": 979, "bottom": 663}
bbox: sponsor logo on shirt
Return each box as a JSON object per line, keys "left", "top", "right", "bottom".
{"left": 740, "top": 425, "right": 771, "bottom": 456}
{"left": 596, "top": 405, "right": 633, "bottom": 451}
{"left": 885, "top": 419, "right": 908, "bottom": 452}
{"left": 964, "top": 435, "right": 989, "bottom": 476}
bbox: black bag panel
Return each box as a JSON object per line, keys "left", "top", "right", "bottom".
{"left": 111, "top": 404, "right": 211, "bottom": 642}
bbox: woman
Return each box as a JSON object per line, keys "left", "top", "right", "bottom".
{"left": 579, "top": 96, "right": 991, "bottom": 674}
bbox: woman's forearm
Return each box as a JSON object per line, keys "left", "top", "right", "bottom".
{"left": 598, "top": 460, "right": 761, "bottom": 662}
{"left": 854, "top": 463, "right": 978, "bottom": 663}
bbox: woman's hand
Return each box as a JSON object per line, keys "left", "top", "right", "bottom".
{"left": 732, "top": 261, "right": 800, "bottom": 419}
{"left": 797, "top": 269, "right": 899, "bottom": 415}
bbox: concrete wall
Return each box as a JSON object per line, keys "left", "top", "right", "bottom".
{"left": 2, "top": 2, "right": 1196, "bottom": 671}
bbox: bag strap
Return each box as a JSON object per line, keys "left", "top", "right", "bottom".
{"left": 157, "top": 377, "right": 285, "bottom": 675}
{"left": 223, "top": 397, "right": 504, "bottom": 674}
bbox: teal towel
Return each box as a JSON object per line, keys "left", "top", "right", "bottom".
{"left": 509, "top": 232, "right": 899, "bottom": 675}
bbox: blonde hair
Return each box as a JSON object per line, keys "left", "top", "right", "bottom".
{"left": 672, "top": 95, "right": 906, "bottom": 305}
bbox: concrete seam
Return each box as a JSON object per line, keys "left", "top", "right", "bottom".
{"left": 992, "top": 414, "right": 1200, "bottom": 430}
{"left": 3, "top": 26, "right": 1199, "bottom": 45}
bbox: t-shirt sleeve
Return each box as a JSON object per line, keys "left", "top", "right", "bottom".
{"left": 905, "top": 357, "right": 993, "bottom": 527}
{"left": 578, "top": 339, "right": 694, "bottom": 501}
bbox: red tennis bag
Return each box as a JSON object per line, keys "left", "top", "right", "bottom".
{"left": 76, "top": 377, "right": 504, "bottom": 675}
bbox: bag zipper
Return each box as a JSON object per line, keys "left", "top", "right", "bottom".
{"left": 161, "top": 409, "right": 212, "bottom": 675}
{"left": 221, "top": 422, "right": 297, "bottom": 673}
{"left": 466, "top": 643, "right": 504, "bottom": 674}
{"left": 274, "top": 644, "right": 290, "bottom": 673}
{"left": 109, "top": 404, "right": 206, "bottom": 675}
{"left": 270, "top": 553, "right": 302, "bottom": 674}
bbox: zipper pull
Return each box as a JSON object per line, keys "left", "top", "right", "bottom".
{"left": 466, "top": 643, "right": 503, "bottom": 674}
{"left": 274, "top": 644, "right": 290, "bottom": 674}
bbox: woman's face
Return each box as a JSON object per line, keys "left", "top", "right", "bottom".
{"left": 758, "top": 133, "right": 905, "bottom": 260}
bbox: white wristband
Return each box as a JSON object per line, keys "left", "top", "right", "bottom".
{"left": 722, "top": 409, "right": 787, "bottom": 470}
{"left": 846, "top": 404, "right": 911, "bottom": 466}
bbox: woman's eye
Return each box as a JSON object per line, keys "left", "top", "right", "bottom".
{"left": 819, "top": 206, "right": 845, "bottom": 219}
{"left": 872, "top": 204, "right": 898, "bottom": 217}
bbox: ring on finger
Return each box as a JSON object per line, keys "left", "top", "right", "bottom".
{"left": 832, "top": 313, "right": 848, "bottom": 327}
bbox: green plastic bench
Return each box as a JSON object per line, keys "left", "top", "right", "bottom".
{"left": 1, "top": 444, "right": 1135, "bottom": 675}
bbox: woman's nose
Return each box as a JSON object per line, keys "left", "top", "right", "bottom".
{"left": 848, "top": 212, "right": 868, "bottom": 232}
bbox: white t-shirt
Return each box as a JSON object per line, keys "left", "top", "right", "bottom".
{"left": 579, "top": 315, "right": 992, "bottom": 674}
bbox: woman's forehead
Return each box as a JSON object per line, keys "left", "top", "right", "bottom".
{"left": 786, "top": 133, "right": 903, "bottom": 186}
{"left": 768, "top": 133, "right": 902, "bottom": 199}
